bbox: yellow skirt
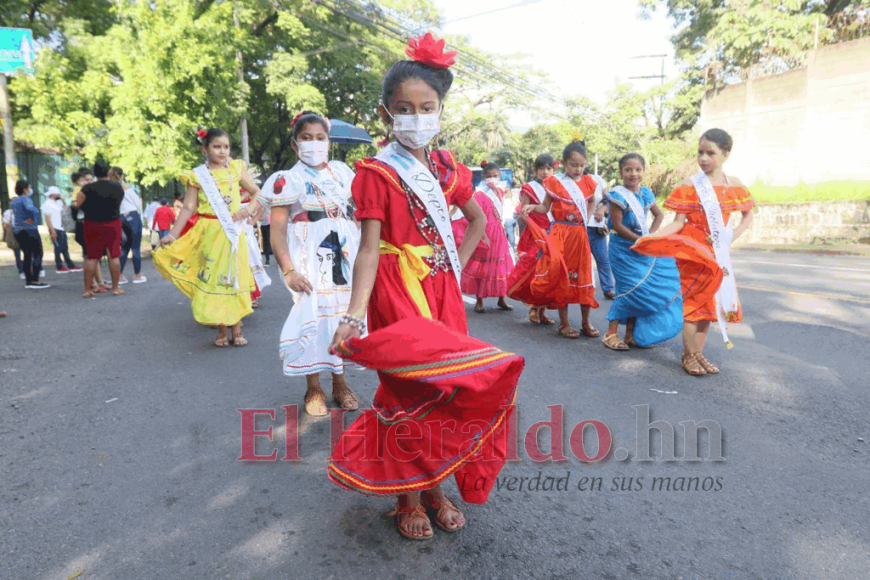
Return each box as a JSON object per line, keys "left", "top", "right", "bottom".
{"left": 153, "top": 217, "right": 255, "bottom": 326}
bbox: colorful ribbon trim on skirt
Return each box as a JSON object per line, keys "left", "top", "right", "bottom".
{"left": 379, "top": 240, "right": 434, "bottom": 319}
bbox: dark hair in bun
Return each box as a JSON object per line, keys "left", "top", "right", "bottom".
{"left": 562, "top": 141, "right": 587, "bottom": 161}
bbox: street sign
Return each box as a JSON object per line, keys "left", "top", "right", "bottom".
{"left": 0, "top": 28, "right": 35, "bottom": 75}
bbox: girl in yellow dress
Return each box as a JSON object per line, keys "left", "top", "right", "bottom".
{"left": 154, "top": 128, "right": 264, "bottom": 347}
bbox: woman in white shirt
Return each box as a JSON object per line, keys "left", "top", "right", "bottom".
{"left": 110, "top": 167, "right": 147, "bottom": 283}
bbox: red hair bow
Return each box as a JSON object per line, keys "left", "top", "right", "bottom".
{"left": 290, "top": 112, "right": 304, "bottom": 129}
{"left": 480, "top": 160, "right": 488, "bottom": 168}
{"left": 405, "top": 32, "right": 456, "bottom": 69}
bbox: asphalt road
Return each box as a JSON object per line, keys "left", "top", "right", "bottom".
{"left": 1, "top": 249, "right": 868, "bottom": 580}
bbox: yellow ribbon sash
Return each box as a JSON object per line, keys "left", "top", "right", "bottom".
{"left": 379, "top": 240, "right": 434, "bottom": 319}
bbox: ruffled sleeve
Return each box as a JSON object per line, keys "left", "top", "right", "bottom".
{"left": 664, "top": 184, "right": 702, "bottom": 213}
{"left": 721, "top": 186, "right": 755, "bottom": 212}
{"left": 179, "top": 169, "right": 200, "bottom": 190}
{"left": 352, "top": 159, "right": 393, "bottom": 222}
{"left": 432, "top": 149, "right": 473, "bottom": 208}
{"left": 604, "top": 188, "right": 628, "bottom": 210}
{"left": 519, "top": 183, "right": 540, "bottom": 205}
{"left": 259, "top": 170, "right": 302, "bottom": 207}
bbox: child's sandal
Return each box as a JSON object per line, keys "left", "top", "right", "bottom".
{"left": 681, "top": 353, "right": 707, "bottom": 376}
{"left": 421, "top": 491, "right": 466, "bottom": 532}
{"left": 386, "top": 502, "right": 434, "bottom": 540}
{"left": 694, "top": 353, "right": 719, "bottom": 374}
{"left": 602, "top": 333, "right": 629, "bottom": 351}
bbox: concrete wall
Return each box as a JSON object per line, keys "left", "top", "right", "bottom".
{"left": 700, "top": 37, "right": 870, "bottom": 187}
{"left": 659, "top": 201, "right": 870, "bottom": 245}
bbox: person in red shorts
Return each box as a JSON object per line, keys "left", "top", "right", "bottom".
{"left": 75, "top": 161, "right": 126, "bottom": 297}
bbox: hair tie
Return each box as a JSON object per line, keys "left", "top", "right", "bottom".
{"left": 405, "top": 32, "right": 457, "bottom": 69}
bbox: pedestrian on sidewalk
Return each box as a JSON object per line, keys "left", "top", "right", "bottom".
{"left": 111, "top": 167, "right": 147, "bottom": 284}
{"left": 10, "top": 180, "right": 50, "bottom": 289}
{"left": 2, "top": 207, "right": 24, "bottom": 279}
{"left": 76, "top": 161, "right": 126, "bottom": 298}
{"left": 42, "top": 186, "right": 82, "bottom": 274}
{"left": 151, "top": 199, "right": 175, "bottom": 240}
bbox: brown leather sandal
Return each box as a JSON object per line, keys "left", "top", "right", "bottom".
{"left": 421, "top": 491, "right": 466, "bottom": 532}
{"left": 539, "top": 311, "right": 555, "bottom": 325}
{"left": 386, "top": 501, "right": 434, "bottom": 540}
{"left": 694, "top": 353, "right": 719, "bottom": 374}
{"left": 529, "top": 308, "right": 541, "bottom": 324}
{"left": 581, "top": 323, "right": 600, "bottom": 338}
{"left": 558, "top": 324, "right": 580, "bottom": 339}
{"left": 332, "top": 388, "right": 359, "bottom": 411}
{"left": 682, "top": 353, "right": 707, "bottom": 376}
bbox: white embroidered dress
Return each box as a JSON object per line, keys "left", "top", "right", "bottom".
{"left": 261, "top": 160, "right": 361, "bottom": 376}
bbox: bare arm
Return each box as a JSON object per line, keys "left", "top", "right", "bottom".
{"left": 271, "top": 205, "right": 313, "bottom": 294}
{"left": 521, "top": 194, "right": 553, "bottom": 216}
{"left": 159, "top": 186, "right": 198, "bottom": 246}
{"left": 646, "top": 212, "right": 686, "bottom": 238}
{"left": 649, "top": 204, "right": 664, "bottom": 234}
{"left": 732, "top": 207, "right": 754, "bottom": 242}
{"left": 328, "top": 219, "right": 382, "bottom": 352}
{"left": 457, "top": 198, "right": 486, "bottom": 269}
{"left": 610, "top": 205, "right": 639, "bottom": 243}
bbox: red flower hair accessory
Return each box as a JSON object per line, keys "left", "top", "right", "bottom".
{"left": 405, "top": 32, "right": 457, "bottom": 69}
{"left": 290, "top": 112, "right": 304, "bottom": 129}
{"left": 196, "top": 127, "right": 208, "bottom": 144}
{"left": 290, "top": 111, "right": 331, "bottom": 133}
{"left": 480, "top": 160, "right": 488, "bottom": 168}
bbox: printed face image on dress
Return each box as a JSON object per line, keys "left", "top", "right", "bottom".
{"left": 317, "top": 231, "right": 348, "bottom": 287}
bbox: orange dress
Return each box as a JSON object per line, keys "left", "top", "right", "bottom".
{"left": 657, "top": 184, "right": 754, "bottom": 322}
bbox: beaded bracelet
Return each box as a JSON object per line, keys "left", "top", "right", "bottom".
{"left": 339, "top": 313, "right": 366, "bottom": 332}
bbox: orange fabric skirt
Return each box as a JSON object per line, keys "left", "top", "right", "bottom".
{"left": 631, "top": 225, "right": 728, "bottom": 323}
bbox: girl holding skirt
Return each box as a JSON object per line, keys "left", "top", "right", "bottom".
{"left": 261, "top": 111, "right": 361, "bottom": 417}
{"left": 602, "top": 154, "right": 682, "bottom": 350}
{"left": 327, "top": 33, "right": 523, "bottom": 541}
{"left": 154, "top": 128, "right": 262, "bottom": 347}
{"left": 635, "top": 129, "right": 755, "bottom": 375}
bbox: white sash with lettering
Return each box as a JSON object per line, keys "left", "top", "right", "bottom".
{"left": 528, "top": 180, "right": 554, "bottom": 223}
{"left": 692, "top": 172, "right": 739, "bottom": 348}
{"left": 194, "top": 164, "right": 242, "bottom": 290}
{"left": 240, "top": 201, "right": 271, "bottom": 290}
{"left": 375, "top": 143, "right": 462, "bottom": 285}
{"left": 555, "top": 174, "right": 589, "bottom": 226}
{"left": 477, "top": 182, "right": 504, "bottom": 221}
{"left": 553, "top": 173, "right": 594, "bottom": 287}
{"left": 610, "top": 186, "right": 649, "bottom": 236}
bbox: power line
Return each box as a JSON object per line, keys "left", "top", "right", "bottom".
{"left": 443, "top": 0, "right": 543, "bottom": 24}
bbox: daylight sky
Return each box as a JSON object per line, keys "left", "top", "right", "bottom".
{"left": 434, "top": 0, "right": 680, "bottom": 130}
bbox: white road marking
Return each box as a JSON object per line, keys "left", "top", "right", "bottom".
{"left": 462, "top": 294, "right": 476, "bottom": 305}
{"left": 737, "top": 259, "right": 870, "bottom": 274}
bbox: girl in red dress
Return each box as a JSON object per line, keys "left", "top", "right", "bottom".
{"left": 636, "top": 129, "right": 755, "bottom": 375}
{"left": 327, "top": 33, "right": 524, "bottom": 541}
{"left": 519, "top": 141, "right": 600, "bottom": 338}
{"left": 515, "top": 154, "right": 556, "bottom": 325}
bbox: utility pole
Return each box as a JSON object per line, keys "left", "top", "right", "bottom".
{"left": 233, "top": 2, "right": 250, "bottom": 165}
{"left": 0, "top": 74, "right": 17, "bottom": 205}
{"left": 628, "top": 54, "right": 668, "bottom": 85}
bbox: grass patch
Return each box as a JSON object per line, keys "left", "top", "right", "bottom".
{"left": 750, "top": 180, "right": 870, "bottom": 204}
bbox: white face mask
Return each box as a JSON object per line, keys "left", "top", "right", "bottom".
{"left": 296, "top": 140, "right": 329, "bottom": 167}
{"left": 390, "top": 111, "right": 441, "bottom": 150}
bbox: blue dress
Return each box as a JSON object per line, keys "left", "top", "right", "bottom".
{"left": 605, "top": 187, "right": 682, "bottom": 347}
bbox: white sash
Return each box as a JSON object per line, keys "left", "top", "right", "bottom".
{"left": 375, "top": 143, "right": 462, "bottom": 285}
{"left": 527, "top": 181, "right": 554, "bottom": 223}
{"left": 289, "top": 161, "right": 349, "bottom": 216}
{"left": 241, "top": 202, "right": 272, "bottom": 290}
{"left": 553, "top": 174, "right": 595, "bottom": 287}
{"left": 610, "top": 186, "right": 649, "bottom": 236}
{"left": 691, "top": 172, "right": 739, "bottom": 348}
{"left": 555, "top": 174, "right": 589, "bottom": 226}
{"left": 477, "top": 183, "right": 503, "bottom": 221}
{"left": 194, "top": 164, "right": 241, "bottom": 290}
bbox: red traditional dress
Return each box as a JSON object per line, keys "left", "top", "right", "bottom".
{"left": 515, "top": 181, "right": 551, "bottom": 256}
{"left": 633, "top": 183, "right": 754, "bottom": 322}
{"left": 327, "top": 149, "right": 524, "bottom": 504}
{"left": 452, "top": 185, "right": 514, "bottom": 297}
{"left": 507, "top": 174, "right": 599, "bottom": 309}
